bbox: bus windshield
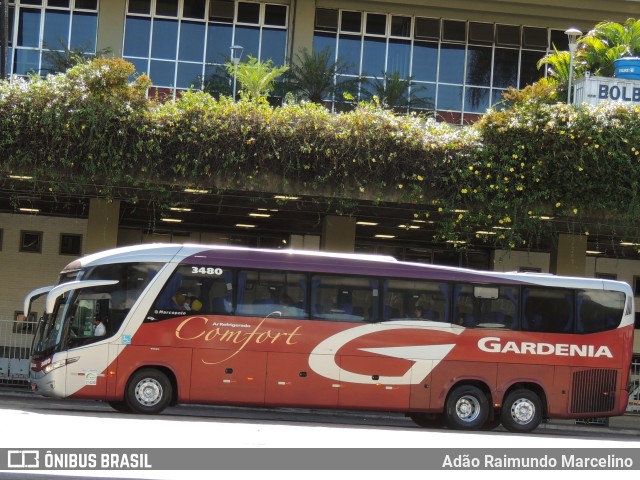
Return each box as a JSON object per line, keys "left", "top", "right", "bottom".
{"left": 32, "top": 262, "right": 161, "bottom": 358}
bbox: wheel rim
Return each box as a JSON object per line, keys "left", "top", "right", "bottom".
{"left": 510, "top": 397, "right": 535, "bottom": 425}
{"left": 455, "top": 394, "right": 481, "bottom": 423}
{"left": 135, "top": 378, "right": 163, "bottom": 407}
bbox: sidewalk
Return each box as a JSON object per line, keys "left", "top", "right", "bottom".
{"left": 543, "top": 414, "right": 640, "bottom": 436}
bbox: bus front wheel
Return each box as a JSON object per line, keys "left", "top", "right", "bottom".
{"left": 445, "top": 385, "right": 489, "bottom": 430}
{"left": 125, "top": 369, "right": 172, "bottom": 415}
{"left": 500, "top": 389, "right": 542, "bottom": 433}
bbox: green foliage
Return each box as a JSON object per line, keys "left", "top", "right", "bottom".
{"left": 537, "top": 18, "right": 640, "bottom": 89}
{"left": 286, "top": 47, "right": 359, "bottom": 104}
{"left": 225, "top": 55, "right": 288, "bottom": 101}
{"left": 42, "top": 40, "right": 113, "bottom": 75}
{"left": 500, "top": 78, "right": 560, "bottom": 109}
{"left": 362, "top": 71, "right": 433, "bottom": 112}
{"left": 1, "top": 59, "right": 640, "bottom": 250}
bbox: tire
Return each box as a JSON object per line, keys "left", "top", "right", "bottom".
{"left": 445, "top": 385, "right": 490, "bottom": 430}
{"left": 501, "top": 389, "right": 543, "bottom": 433}
{"left": 108, "top": 400, "right": 131, "bottom": 413}
{"left": 408, "top": 413, "right": 444, "bottom": 429}
{"left": 125, "top": 369, "right": 172, "bottom": 415}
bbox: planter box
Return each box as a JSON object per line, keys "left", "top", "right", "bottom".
{"left": 573, "top": 75, "right": 640, "bottom": 106}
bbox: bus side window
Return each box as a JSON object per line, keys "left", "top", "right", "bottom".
{"left": 577, "top": 289, "right": 625, "bottom": 334}
{"left": 523, "top": 288, "right": 573, "bottom": 333}
{"left": 311, "top": 275, "right": 376, "bottom": 322}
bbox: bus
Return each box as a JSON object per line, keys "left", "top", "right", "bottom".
{"left": 26, "top": 244, "right": 634, "bottom": 433}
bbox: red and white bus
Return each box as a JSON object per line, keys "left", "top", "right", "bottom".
{"left": 26, "top": 244, "right": 634, "bottom": 432}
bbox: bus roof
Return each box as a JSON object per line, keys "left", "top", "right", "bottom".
{"left": 62, "top": 243, "right": 632, "bottom": 294}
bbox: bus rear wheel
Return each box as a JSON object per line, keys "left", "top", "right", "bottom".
{"left": 501, "top": 389, "right": 542, "bottom": 433}
{"left": 445, "top": 385, "right": 489, "bottom": 430}
{"left": 125, "top": 369, "right": 172, "bottom": 415}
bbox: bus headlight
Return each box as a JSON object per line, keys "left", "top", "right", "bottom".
{"left": 43, "top": 357, "right": 78, "bottom": 374}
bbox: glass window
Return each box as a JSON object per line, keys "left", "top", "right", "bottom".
{"left": 183, "top": 0, "right": 206, "bottom": 19}
{"left": 75, "top": 0, "right": 98, "bottom": 10}
{"left": 149, "top": 59, "right": 175, "bottom": 86}
{"left": 519, "top": 50, "right": 543, "bottom": 88}
{"left": 437, "top": 84, "right": 463, "bottom": 111}
{"left": 493, "top": 48, "right": 519, "bottom": 88}
{"left": 384, "top": 279, "right": 450, "bottom": 322}
{"left": 48, "top": 0, "right": 70, "bottom": 8}
{"left": 260, "top": 28, "right": 286, "bottom": 65}
{"left": 60, "top": 234, "right": 82, "bottom": 255}
{"left": 390, "top": 15, "right": 410, "bottom": 38}
{"left": 14, "top": 48, "right": 41, "bottom": 75}
{"left": 523, "top": 26, "right": 547, "bottom": 50}
{"left": 233, "top": 25, "right": 259, "bottom": 59}
{"left": 577, "top": 290, "right": 625, "bottom": 334}
{"left": 361, "top": 36, "right": 385, "bottom": 76}
{"left": 237, "top": 1, "right": 259, "bottom": 24}
{"left": 205, "top": 22, "right": 233, "bottom": 64}
{"left": 311, "top": 275, "right": 378, "bottom": 323}
{"left": 313, "top": 32, "right": 336, "bottom": 60}
{"left": 17, "top": 8, "right": 42, "bottom": 47}
{"left": 338, "top": 34, "right": 361, "bottom": 75}
{"left": 20, "top": 231, "right": 42, "bottom": 253}
{"left": 209, "top": 0, "right": 234, "bottom": 23}
{"left": 237, "top": 270, "right": 307, "bottom": 319}
{"left": 70, "top": 12, "right": 98, "bottom": 52}
{"left": 412, "top": 41, "right": 437, "bottom": 82}
{"left": 453, "top": 284, "right": 519, "bottom": 329}
{"left": 550, "top": 29, "right": 569, "bottom": 50}
{"left": 496, "top": 24, "right": 520, "bottom": 47}
{"left": 151, "top": 18, "right": 178, "bottom": 60}
{"left": 156, "top": 0, "right": 179, "bottom": 17}
{"left": 522, "top": 288, "right": 573, "bottom": 333}
{"left": 177, "top": 61, "right": 203, "bottom": 88}
{"left": 264, "top": 4, "right": 286, "bottom": 27}
{"left": 438, "top": 43, "right": 465, "bottom": 84}
{"left": 62, "top": 262, "right": 161, "bottom": 345}
{"left": 365, "top": 13, "right": 386, "bottom": 36}
{"left": 387, "top": 39, "right": 410, "bottom": 78}
{"left": 469, "top": 22, "right": 493, "bottom": 45}
{"left": 128, "top": 0, "right": 151, "bottom": 15}
{"left": 415, "top": 17, "right": 439, "bottom": 40}
{"left": 466, "top": 45, "right": 491, "bottom": 86}
{"left": 411, "top": 82, "right": 435, "bottom": 109}
{"left": 464, "top": 86, "right": 490, "bottom": 113}
{"left": 340, "top": 11, "right": 361, "bottom": 33}
{"left": 315, "top": 8, "right": 337, "bottom": 32}
{"left": 179, "top": 21, "right": 205, "bottom": 62}
{"left": 124, "top": 16, "right": 151, "bottom": 57}
{"left": 150, "top": 265, "right": 232, "bottom": 319}
{"left": 43, "top": 10, "right": 70, "bottom": 50}
{"left": 442, "top": 19, "right": 465, "bottom": 42}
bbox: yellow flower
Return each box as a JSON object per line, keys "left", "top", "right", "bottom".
{"left": 555, "top": 202, "right": 561, "bottom": 208}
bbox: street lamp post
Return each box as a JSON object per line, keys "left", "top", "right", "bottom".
{"left": 230, "top": 45, "right": 243, "bottom": 101}
{"left": 565, "top": 27, "right": 582, "bottom": 105}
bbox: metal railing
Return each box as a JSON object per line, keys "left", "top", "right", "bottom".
{"left": 0, "top": 316, "right": 35, "bottom": 387}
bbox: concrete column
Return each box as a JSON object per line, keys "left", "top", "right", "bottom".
{"left": 86, "top": 198, "right": 121, "bottom": 254}
{"left": 321, "top": 215, "right": 356, "bottom": 253}
{"left": 97, "top": 0, "right": 127, "bottom": 57}
{"left": 289, "top": 0, "right": 316, "bottom": 61}
{"left": 550, "top": 233, "right": 587, "bottom": 276}
{"left": 290, "top": 234, "right": 320, "bottom": 251}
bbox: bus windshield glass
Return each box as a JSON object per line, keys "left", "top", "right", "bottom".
{"left": 32, "top": 262, "right": 161, "bottom": 357}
